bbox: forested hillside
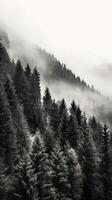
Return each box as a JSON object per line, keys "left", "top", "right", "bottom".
{"left": 1, "top": 28, "right": 111, "bottom": 124}
{"left": 0, "top": 38, "right": 112, "bottom": 200}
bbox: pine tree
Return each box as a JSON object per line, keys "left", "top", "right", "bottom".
{"left": 50, "top": 140, "right": 72, "bottom": 200}
{"left": 24, "top": 64, "right": 35, "bottom": 131}
{"left": 50, "top": 100, "right": 60, "bottom": 134}
{"left": 58, "top": 110, "right": 69, "bottom": 145}
{"left": 89, "top": 116, "right": 97, "bottom": 131}
{"left": 43, "top": 87, "right": 52, "bottom": 115}
{"left": 100, "top": 123, "right": 112, "bottom": 200}
{"left": 31, "top": 131, "right": 58, "bottom": 200}
{"left": 13, "top": 60, "right": 27, "bottom": 104}
{"left": 32, "top": 67, "right": 41, "bottom": 105}
{"left": 70, "top": 100, "right": 77, "bottom": 116}
{"left": 24, "top": 64, "right": 41, "bottom": 133}
{"left": 44, "top": 120, "right": 56, "bottom": 155}
{"left": 10, "top": 154, "right": 39, "bottom": 200}
{"left": 5, "top": 77, "right": 30, "bottom": 155}
{"left": 68, "top": 113, "right": 79, "bottom": 149}
{"left": 25, "top": 64, "right": 31, "bottom": 78}
{"left": 0, "top": 81, "right": 17, "bottom": 170}
{"left": 14, "top": 61, "right": 41, "bottom": 133}
{"left": 31, "top": 67, "right": 41, "bottom": 132}
{"left": 65, "top": 143, "right": 83, "bottom": 200}
{"left": 0, "top": 158, "right": 12, "bottom": 200}
{"left": 0, "top": 39, "right": 10, "bottom": 66}
{"left": 81, "top": 116, "right": 100, "bottom": 200}
{"left": 59, "top": 98, "right": 67, "bottom": 117}
{"left": 89, "top": 116, "right": 102, "bottom": 149}
{"left": 0, "top": 39, "right": 11, "bottom": 79}
{"left": 76, "top": 106, "right": 82, "bottom": 126}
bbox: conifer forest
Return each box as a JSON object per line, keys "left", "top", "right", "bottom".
{"left": 1, "top": 33, "right": 112, "bottom": 200}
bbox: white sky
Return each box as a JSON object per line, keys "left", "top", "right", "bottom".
{"left": 0, "top": 0, "right": 112, "bottom": 96}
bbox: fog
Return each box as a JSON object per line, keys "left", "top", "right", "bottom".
{"left": 43, "top": 80, "right": 112, "bottom": 124}
{"left": 1, "top": 0, "right": 112, "bottom": 125}
{"left": 1, "top": 0, "right": 112, "bottom": 96}
{"left": 0, "top": 24, "right": 112, "bottom": 125}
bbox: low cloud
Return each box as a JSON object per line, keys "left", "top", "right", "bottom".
{"left": 1, "top": 25, "right": 112, "bottom": 126}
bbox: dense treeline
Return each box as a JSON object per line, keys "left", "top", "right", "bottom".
{"left": 0, "top": 40, "right": 112, "bottom": 200}
{"left": 36, "top": 47, "right": 97, "bottom": 92}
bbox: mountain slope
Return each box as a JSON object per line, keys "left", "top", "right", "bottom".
{"left": 1, "top": 29, "right": 112, "bottom": 125}
{"left": 1, "top": 37, "right": 112, "bottom": 200}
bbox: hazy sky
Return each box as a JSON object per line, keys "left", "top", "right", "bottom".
{"left": 0, "top": 0, "right": 112, "bottom": 96}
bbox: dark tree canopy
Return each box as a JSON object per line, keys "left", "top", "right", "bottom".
{"left": 0, "top": 40, "right": 112, "bottom": 200}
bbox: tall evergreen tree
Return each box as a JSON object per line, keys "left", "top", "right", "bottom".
{"left": 0, "top": 39, "right": 10, "bottom": 66}
{"left": 59, "top": 98, "right": 67, "bottom": 118}
{"left": 24, "top": 64, "right": 35, "bottom": 131}
{"left": 81, "top": 116, "right": 100, "bottom": 200}
{"left": 31, "top": 131, "right": 58, "bottom": 200}
{"left": 89, "top": 116, "right": 102, "bottom": 149}
{"left": 0, "top": 81, "right": 17, "bottom": 170}
{"left": 76, "top": 106, "right": 82, "bottom": 126}
{"left": 0, "top": 158, "right": 13, "bottom": 200}
{"left": 50, "top": 100, "right": 60, "bottom": 134}
{"left": 0, "top": 39, "right": 11, "bottom": 79}
{"left": 31, "top": 67, "right": 41, "bottom": 132}
{"left": 13, "top": 60, "right": 27, "bottom": 104}
{"left": 50, "top": 140, "right": 72, "bottom": 200}
{"left": 68, "top": 113, "right": 79, "bottom": 149}
{"left": 5, "top": 77, "right": 30, "bottom": 155}
{"left": 65, "top": 143, "right": 83, "bottom": 200}
{"left": 25, "top": 64, "right": 31, "bottom": 79}
{"left": 100, "top": 123, "right": 112, "bottom": 200}
{"left": 32, "top": 67, "right": 41, "bottom": 105}
{"left": 58, "top": 110, "right": 69, "bottom": 145}
{"left": 44, "top": 120, "right": 56, "bottom": 155}
{"left": 43, "top": 87, "right": 52, "bottom": 115}
{"left": 70, "top": 100, "right": 77, "bottom": 116}
{"left": 10, "top": 154, "right": 39, "bottom": 200}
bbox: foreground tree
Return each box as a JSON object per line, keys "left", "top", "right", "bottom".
{"left": 50, "top": 140, "right": 72, "bottom": 200}
{"left": 5, "top": 77, "right": 30, "bottom": 155}
{"left": 31, "top": 131, "right": 58, "bottom": 200}
{"left": 0, "top": 82, "right": 17, "bottom": 170}
{"left": 100, "top": 123, "right": 112, "bottom": 200}
{"left": 10, "top": 154, "right": 38, "bottom": 200}
{"left": 81, "top": 117, "right": 100, "bottom": 200}
{"left": 65, "top": 143, "right": 83, "bottom": 200}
